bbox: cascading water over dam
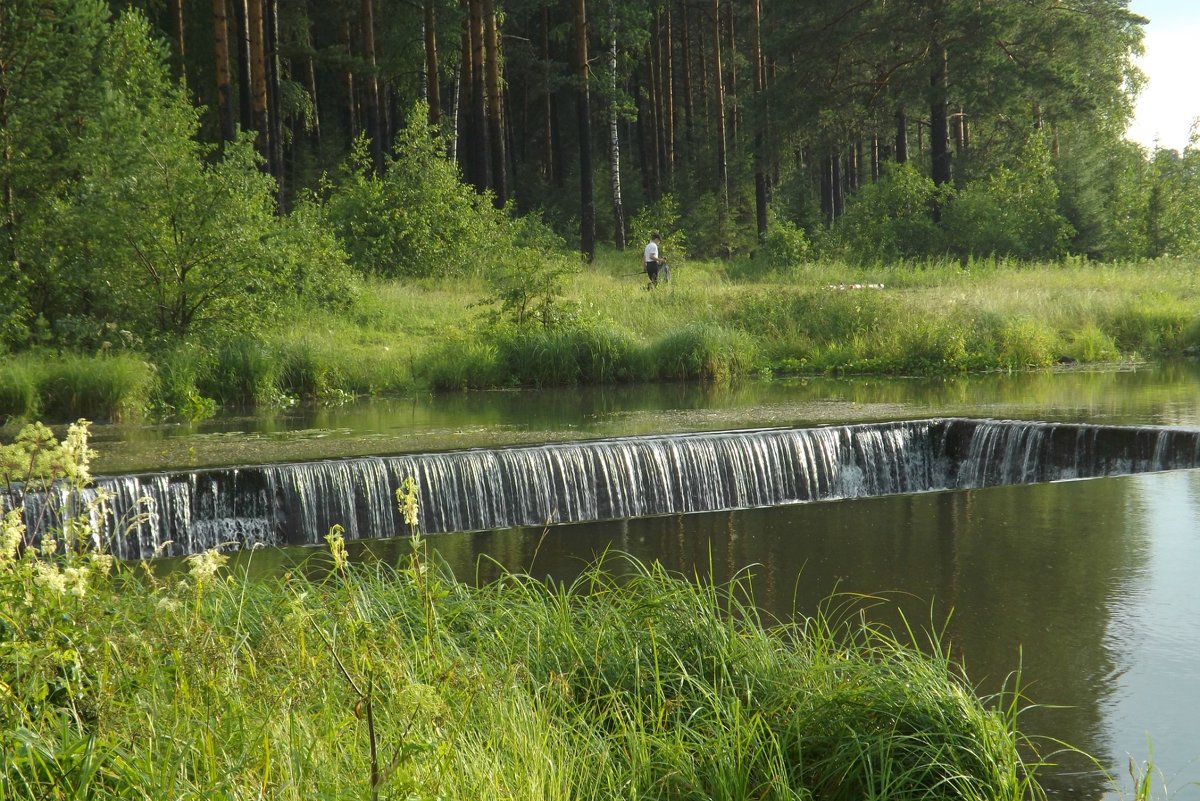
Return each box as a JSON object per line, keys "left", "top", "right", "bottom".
{"left": 9, "top": 417, "right": 1200, "bottom": 560}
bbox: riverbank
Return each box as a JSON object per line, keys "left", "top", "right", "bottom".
{"left": 3, "top": 254, "right": 1198, "bottom": 424}
{"left": 1, "top": 531, "right": 1050, "bottom": 800}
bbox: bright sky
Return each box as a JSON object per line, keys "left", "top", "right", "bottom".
{"left": 1125, "top": 0, "right": 1200, "bottom": 152}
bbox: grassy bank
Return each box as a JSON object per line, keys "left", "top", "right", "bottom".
{"left": 1, "top": 540, "right": 1051, "bottom": 800}
{"left": 4, "top": 255, "right": 1199, "bottom": 423}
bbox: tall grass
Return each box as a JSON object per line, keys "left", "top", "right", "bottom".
{"left": 7, "top": 257, "right": 1200, "bottom": 421}
{"left": 0, "top": 357, "right": 39, "bottom": 421}
{"left": 35, "top": 353, "right": 153, "bottom": 422}
{"left": 0, "top": 547, "right": 1051, "bottom": 801}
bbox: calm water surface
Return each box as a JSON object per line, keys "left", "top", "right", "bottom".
{"left": 102, "top": 362, "right": 1200, "bottom": 798}
{"left": 90, "top": 361, "right": 1200, "bottom": 473}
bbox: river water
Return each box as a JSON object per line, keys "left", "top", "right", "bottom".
{"left": 89, "top": 362, "right": 1200, "bottom": 799}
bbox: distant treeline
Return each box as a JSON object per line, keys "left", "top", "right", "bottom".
{"left": 2, "top": 0, "right": 1199, "bottom": 354}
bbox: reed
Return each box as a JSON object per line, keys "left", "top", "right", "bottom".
{"left": 35, "top": 352, "right": 153, "bottom": 422}
{"left": 199, "top": 335, "right": 284, "bottom": 406}
{"left": 0, "top": 358, "right": 39, "bottom": 422}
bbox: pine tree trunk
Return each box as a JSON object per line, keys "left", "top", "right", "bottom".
{"left": 247, "top": 0, "right": 269, "bottom": 158}
{"left": 678, "top": 0, "right": 694, "bottom": 151}
{"left": 608, "top": 0, "right": 625, "bottom": 249}
{"left": 361, "top": 0, "right": 385, "bottom": 175}
{"left": 575, "top": 0, "right": 595, "bottom": 262}
{"left": 234, "top": 0, "right": 253, "bottom": 129}
{"left": 172, "top": 0, "right": 188, "bottom": 85}
{"left": 725, "top": 0, "right": 737, "bottom": 150}
{"left": 662, "top": 6, "right": 675, "bottom": 188}
{"left": 712, "top": 0, "right": 728, "bottom": 201}
{"left": 266, "top": 0, "right": 285, "bottom": 196}
{"left": 541, "top": 7, "right": 555, "bottom": 185}
{"left": 424, "top": 0, "right": 441, "bottom": 125}
{"left": 646, "top": 35, "right": 662, "bottom": 197}
{"left": 894, "top": 107, "right": 908, "bottom": 163}
{"left": 929, "top": 44, "right": 951, "bottom": 219}
{"left": 468, "top": 0, "right": 490, "bottom": 192}
{"left": 342, "top": 20, "right": 359, "bottom": 140}
{"left": 483, "top": 0, "right": 508, "bottom": 206}
{"left": 212, "top": 0, "right": 236, "bottom": 141}
{"left": 751, "top": 0, "right": 767, "bottom": 240}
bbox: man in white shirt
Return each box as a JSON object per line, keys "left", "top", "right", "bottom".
{"left": 643, "top": 234, "right": 668, "bottom": 288}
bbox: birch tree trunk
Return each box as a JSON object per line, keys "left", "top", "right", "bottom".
{"left": 608, "top": 0, "right": 625, "bottom": 249}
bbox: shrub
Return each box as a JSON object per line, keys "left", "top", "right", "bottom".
{"left": 825, "top": 163, "right": 945, "bottom": 263}
{"left": 761, "top": 216, "right": 811, "bottom": 270}
{"left": 629, "top": 193, "right": 688, "bottom": 261}
{"left": 326, "top": 106, "right": 506, "bottom": 279}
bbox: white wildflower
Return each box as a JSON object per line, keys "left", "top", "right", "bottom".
{"left": 397, "top": 477, "right": 420, "bottom": 530}
{"left": 185, "top": 548, "right": 229, "bottom": 587}
{"left": 1, "top": 509, "right": 24, "bottom": 566}
{"left": 60, "top": 419, "right": 96, "bottom": 485}
{"left": 63, "top": 565, "right": 90, "bottom": 598}
{"left": 33, "top": 562, "right": 69, "bottom": 595}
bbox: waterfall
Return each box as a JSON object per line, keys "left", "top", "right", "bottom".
{"left": 7, "top": 418, "right": 1200, "bottom": 560}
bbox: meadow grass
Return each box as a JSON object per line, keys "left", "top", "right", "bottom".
{"left": 0, "top": 357, "right": 39, "bottom": 421}
{"left": 16, "top": 352, "right": 154, "bottom": 423}
{"left": 0, "top": 545, "right": 1051, "bottom": 801}
{"left": 6, "top": 255, "right": 1200, "bottom": 421}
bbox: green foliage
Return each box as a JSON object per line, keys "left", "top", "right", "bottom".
{"left": 0, "top": 360, "right": 39, "bottom": 422}
{"left": 55, "top": 12, "right": 339, "bottom": 343}
{"left": 0, "top": 0, "right": 110, "bottom": 349}
{"left": 760, "top": 216, "right": 811, "bottom": 271}
{"left": 629, "top": 193, "right": 688, "bottom": 260}
{"left": 826, "top": 164, "right": 945, "bottom": 264}
{"left": 941, "top": 137, "right": 1073, "bottom": 261}
{"left": 327, "top": 108, "right": 505, "bottom": 278}
{"left": 420, "top": 329, "right": 504, "bottom": 391}
{"left": 149, "top": 345, "right": 216, "bottom": 420}
{"left": 482, "top": 216, "right": 580, "bottom": 327}
{"left": 1147, "top": 147, "right": 1200, "bottom": 257}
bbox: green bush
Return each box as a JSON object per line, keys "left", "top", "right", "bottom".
{"left": 825, "top": 163, "right": 945, "bottom": 264}
{"left": 761, "top": 216, "right": 811, "bottom": 270}
{"left": 327, "top": 106, "right": 506, "bottom": 279}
